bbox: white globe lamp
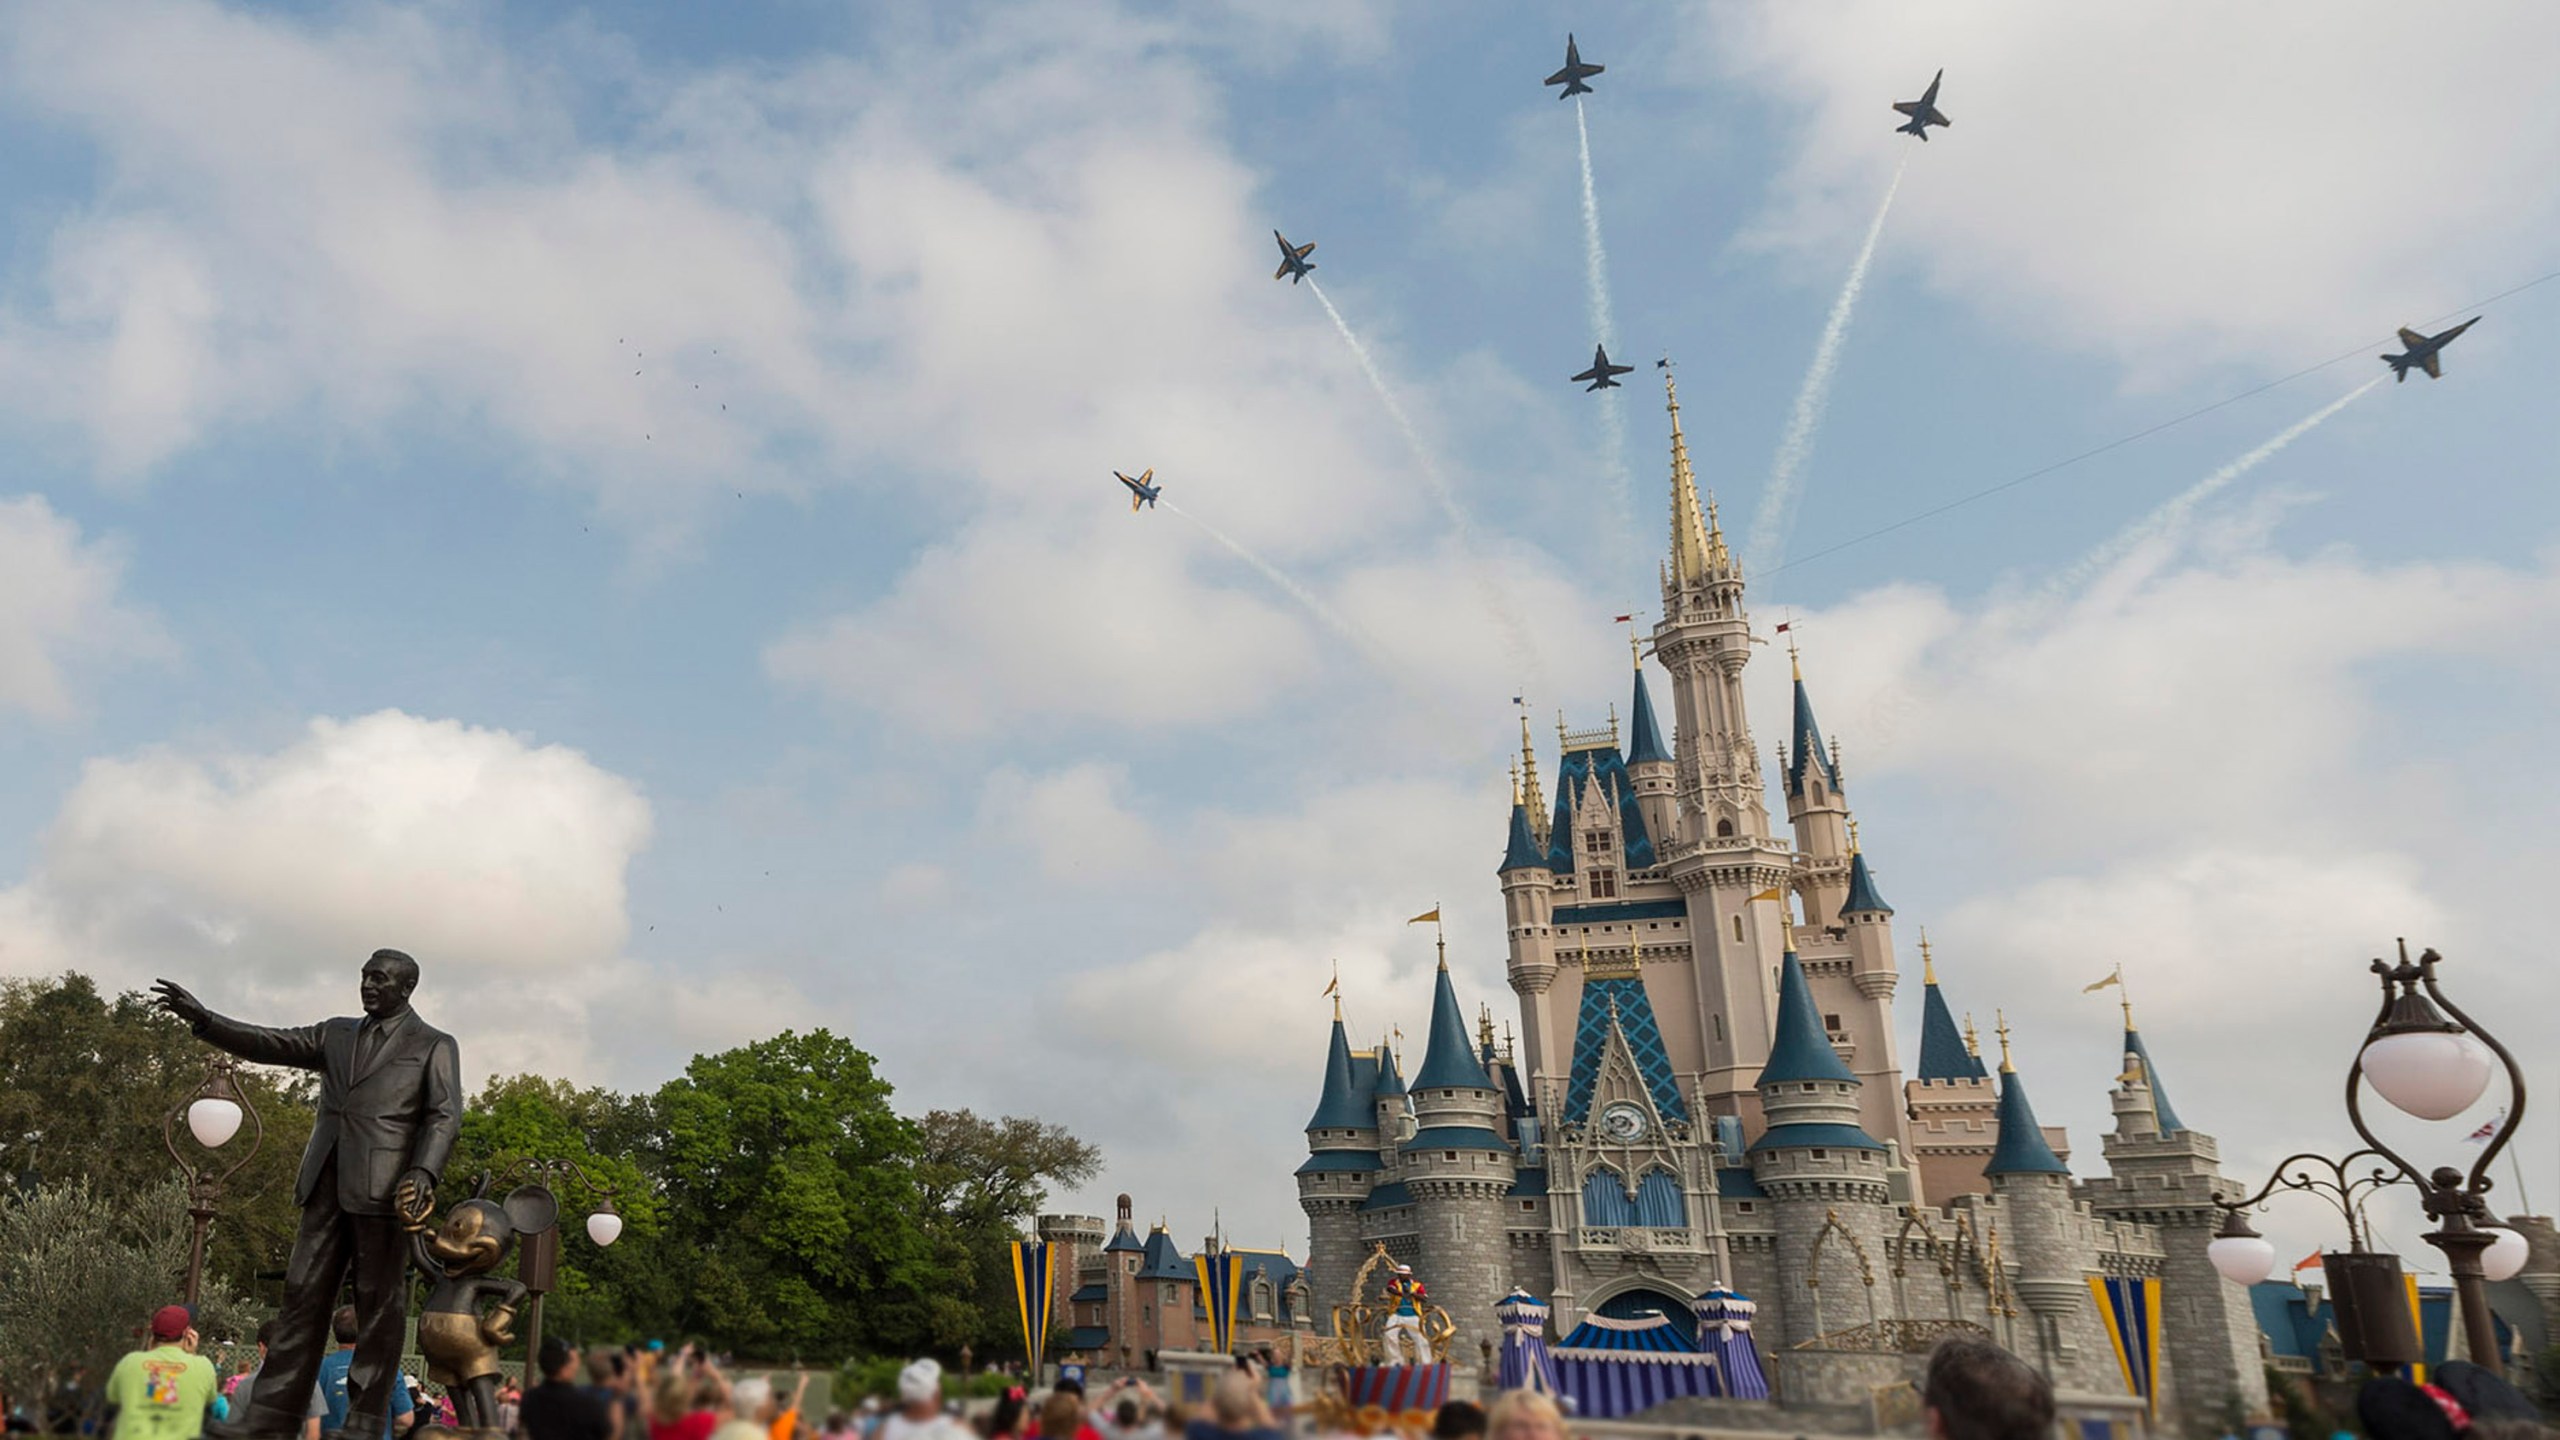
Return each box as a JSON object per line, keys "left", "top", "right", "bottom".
{"left": 2360, "top": 1029, "right": 2494, "bottom": 1121}
{"left": 187, "top": 1097, "right": 245, "bottom": 1149}
{"left": 586, "top": 1210, "right": 625, "bottom": 1247}
{"left": 2208, "top": 1211, "right": 2278, "bottom": 1287}
{"left": 2482, "top": 1226, "right": 2530, "bottom": 1283}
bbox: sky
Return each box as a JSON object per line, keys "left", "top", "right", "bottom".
{"left": 2, "top": 0, "right": 2559, "bottom": 1281}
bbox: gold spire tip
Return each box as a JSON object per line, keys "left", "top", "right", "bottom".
{"left": 1848, "top": 817, "right": 1862, "bottom": 856}
{"left": 1963, "top": 1012, "right": 1981, "bottom": 1057}
{"left": 1919, "top": 928, "right": 1935, "bottom": 986}
{"left": 1995, "top": 1010, "right": 2015, "bottom": 1073}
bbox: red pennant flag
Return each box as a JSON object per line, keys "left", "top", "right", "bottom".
{"left": 2291, "top": 1251, "right": 2322, "bottom": 1273}
{"left": 1612, "top": 613, "right": 1633, "bottom": 623}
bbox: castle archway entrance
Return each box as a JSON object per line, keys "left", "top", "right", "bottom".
{"left": 1594, "top": 1286, "right": 1696, "bottom": 1345}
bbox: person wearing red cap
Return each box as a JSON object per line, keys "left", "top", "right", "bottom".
{"left": 104, "top": 1307, "right": 218, "bottom": 1440}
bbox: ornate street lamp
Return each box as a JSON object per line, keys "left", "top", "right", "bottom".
{"left": 2345, "top": 942, "right": 2528, "bottom": 1377}
{"left": 498, "top": 1156, "right": 623, "bottom": 1369}
{"left": 2212, "top": 1149, "right": 2419, "bottom": 1366}
{"left": 161, "top": 1054, "right": 264, "bottom": 1307}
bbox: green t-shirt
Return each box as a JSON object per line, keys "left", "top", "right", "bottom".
{"left": 106, "top": 1344, "right": 218, "bottom": 1440}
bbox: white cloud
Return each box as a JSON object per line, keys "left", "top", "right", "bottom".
{"left": 1705, "top": 3, "right": 2560, "bottom": 378}
{"left": 0, "top": 493, "right": 165, "bottom": 719}
{"left": 0, "top": 709, "right": 784, "bottom": 1084}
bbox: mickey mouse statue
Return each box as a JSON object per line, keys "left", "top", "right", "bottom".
{"left": 405, "top": 1183, "right": 534, "bottom": 1436}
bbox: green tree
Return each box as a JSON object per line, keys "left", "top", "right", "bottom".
{"left": 651, "top": 1031, "right": 939, "bottom": 1357}
{"left": 0, "top": 974, "right": 315, "bottom": 1303}
{"left": 911, "top": 1111, "right": 1103, "bottom": 1355}
{"left": 0, "top": 1179, "right": 257, "bottom": 1434}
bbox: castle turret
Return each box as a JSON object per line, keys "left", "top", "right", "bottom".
{"left": 1625, "top": 637, "right": 1678, "bottom": 845}
{"left": 1749, "top": 933, "right": 1889, "bottom": 1345}
{"left": 1984, "top": 1020, "right": 2086, "bottom": 1373}
{"left": 1299, "top": 1000, "right": 1381, "bottom": 1319}
{"left": 1102, "top": 1194, "right": 1145, "bottom": 1366}
{"left": 1904, "top": 935, "right": 1998, "bottom": 1205}
{"left": 2082, "top": 998, "right": 2270, "bottom": 1422}
{"left": 1403, "top": 942, "right": 1517, "bottom": 1367}
{"left": 1501, "top": 737, "right": 1563, "bottom": 1074}
{"left": 1782, "top": 645, "right": 1853, "bottom": 921}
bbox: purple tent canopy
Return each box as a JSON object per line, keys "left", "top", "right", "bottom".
{"left": 1694, "top": 1288, "right": 1771, "bottom": 1400}
{"left": 1495, "top": 1290, "right": 1560, "bottom": 1395}
{"left": 1552, "top": 1311, "right": 1719, "bottom": 1419}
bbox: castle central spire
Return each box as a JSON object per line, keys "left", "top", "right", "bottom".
{"left": 1663, "top": 369, "right": 1731, "bottom": 592}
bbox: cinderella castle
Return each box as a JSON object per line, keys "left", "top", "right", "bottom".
{"left": 1296, "top": 373, "right": 2269, "bottom": 1427}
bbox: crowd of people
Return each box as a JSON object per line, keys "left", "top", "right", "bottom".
{"left": 20, "top": 1300, "right": 2559, "bottom": 1440}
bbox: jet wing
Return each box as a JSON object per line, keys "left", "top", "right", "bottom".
{"left": 2397, "top": 327, "right": 2429, "bottom": 349}
{"left": 2421, "top": 353, "right": 2443, "bottom": 379}
{"left": 1892, "top": 100, "right": 1922, "bottom": 116}
{"left": 1545, "top": 64, "right": 1575, "bottom": 86}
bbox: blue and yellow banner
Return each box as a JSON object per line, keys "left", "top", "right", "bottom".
{"left": 2088, "top": 1275, "right": 2162, "bottom": 1417}
{"left": 1197, "top": 1249, "right": 1245, "bottom": 1354}
{"left": 1011, "top": 1239, "right": 1056, "bottom": 1367}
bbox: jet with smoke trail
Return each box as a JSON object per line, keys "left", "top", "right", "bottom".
{"left": 2380, "top": 317, "right": 2479, "bottom": 382}
{"left": 1544, "top": 35, "right": 1602, "bottom": 98}
{"left": 1114, "top": 468, "right": 1162, "bottom": 512}
{"left": 1892, "top": 69, "right": 1951, "bottom": 140}
{"left": 1272, "top": 230, "right": 1316, "bottom": 285}
{"left": 1572, "top": 344, "right": 1633, "bottom": 391}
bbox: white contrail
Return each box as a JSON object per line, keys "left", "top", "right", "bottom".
{"left": 1305, "top": 277, "right": 1543, "bottom": 680}
{"left": 2054, "top": 377, "right": 2384, "bottom": 594}
{"left": 1164, "top": 500, "right": 1376, "bottom": 655}
{"left": 1577, "top": 96, "right": 1634, "bottom": 567}
{"left": 1746, "top": 158, "right": 1910, "bottom": 576}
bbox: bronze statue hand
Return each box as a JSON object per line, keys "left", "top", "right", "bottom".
{"left": 395, "top": 1169, "right": 437, "bottom": 1225}
{"left": 484, "top": 1304, "right": 518, "bottom": 1345}
{"left": 150, "top": 979, "right": 210, "bottom": 1028}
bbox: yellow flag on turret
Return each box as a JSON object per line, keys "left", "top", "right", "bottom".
{"left": 1408, "top": 907, "right": 1441, "bottom": 925}
{"left": 1747, "top": 887, "right": 1783, "bottom": 903}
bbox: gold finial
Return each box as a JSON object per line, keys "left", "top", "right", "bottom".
{"left": 1963, "top": 1012, "right": 1981, "bottom": 1057}
{"left": 1785, "top": 616, "right": 1802, "bottom": 680}
{"left": 1848, "top": 817, "right": 1862, "bottom": 855}
{"left": 1509, "top": 758, "right": 1522, "bottom": 807}
{"left": 1777, "top": 894, "right": 1796, "bottom": 950}
{"left": 1628, "top": 620, "right": 1643, "bottom": 672}
{"left": 1664, "top": 366, "right": 1728, "bottom": 586}
{"left": 1919, "top": 927, "right": 1936, "bottom": 986}
{"left": 1331, "top": 958, "right": 1343, "bottom": 1022}
{"left": 1518, "top": 710, "right": 1547, "bottom": 843}
{"left": 1995, "top": 1010, "right": 2015, "bottom": 1074}
{"left": 1478, "top": 1002, "right": 1496, "bottom": 1051}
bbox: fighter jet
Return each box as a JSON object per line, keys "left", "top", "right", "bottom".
{"left": 2380, "top": 318, "right": 2480, "bottom": 382}
{"left": 1544, "top": 35, "right": 1603, "bottom": 98}
{"left": 1892, "top": 69, "right": 1951, "bottom": 140}
{"left": 1272, "top": 231, "right": 1317, "bottom": 284}
{"left": 1571, "top": 344, "right": 1634, "bottom": 391}
{"left": 1115, "top": 468, "right": 1162, "bottom": 512}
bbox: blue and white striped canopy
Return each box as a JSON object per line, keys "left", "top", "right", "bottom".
{"left": 1553, "top": 1312, "right": 1718, "bottom": 1419}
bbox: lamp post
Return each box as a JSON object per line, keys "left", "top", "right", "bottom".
{"left": 2212, "top": 1151, "right": 2417, "bottom": 1366}
{"left": 160, "top": 1054, "right": 264, "bottom": 1307}
{"left": 499, "top": 1157, "right": 623, "bottom": 1372}
{"left": 2345, "top": 942, "right": 2527, "bottom": 1377}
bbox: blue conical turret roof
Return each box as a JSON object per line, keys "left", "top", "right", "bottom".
{"left": 2125, "top": 1027, "right": 2185, "bottom": 1133}
{"left": 1916, "top": 979, "right": 1986, "bottom": 1081}
{"left": 1138, "top": 1225, "right": 1190, "bottom": 1280}
{"left": 1627, "top": 666, "right": 1671, "bottom": 766}
{"left": 1755, "top": 949, "right": 1856, "bottom": 1087}
{"left": 1986, "top": 1056, "right": 2071, "bottom": 1176}
{"left": 1785, "top": 674, "right": 1840, "bottom": 801}
{"left": 1501, "top": 802, "right": 1547, "bottom": 873}
{"left": 1412, "top": 961, "right": 1495, "bottom": 1091}
{"left": 1840, "top": 851, "right": 1893, "bottom": 916}
{"left": 1373, "top": 1039, "right": 1407, "bottom": 1098}
{"left": 1307, "top": 1016, "right": 1374, "bottom": 1130}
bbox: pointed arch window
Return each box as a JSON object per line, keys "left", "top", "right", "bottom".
{"left": 1581, "top": 1168, "right": 1636, "bottom": 1227}
{"left": 1633, "top": 1169, "right": 1688, "bottom": 1228}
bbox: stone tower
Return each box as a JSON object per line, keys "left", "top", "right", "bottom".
{"left": 2080, "top": 1005, "right": 2272, "bottom": 1426}
{"left": 1403, "top": 946, "right": 1517, "bottom": 1363}
{"left": 1036, "top": 1211, "right": 1106, "bottom": 1340}
{"left": 1648, "top": 371, "right": 1797, "bottom": 1134}
{"left": 1984, "top": 1023, "right": 2093, "bottom": 1379}
{"left": 1905, "top": 936, "right": 1998, "bottom": 1204}
{"left": 1749, "top": 934, "right": 1890, "bottom": 1347}
{"left": 1299, "top": 998, "right": 1382, "bottom": 1319}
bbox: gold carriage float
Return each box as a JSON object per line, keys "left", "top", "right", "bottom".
{"left": 1308, "top": 1244, "right": 1458, "bottom": 1421}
